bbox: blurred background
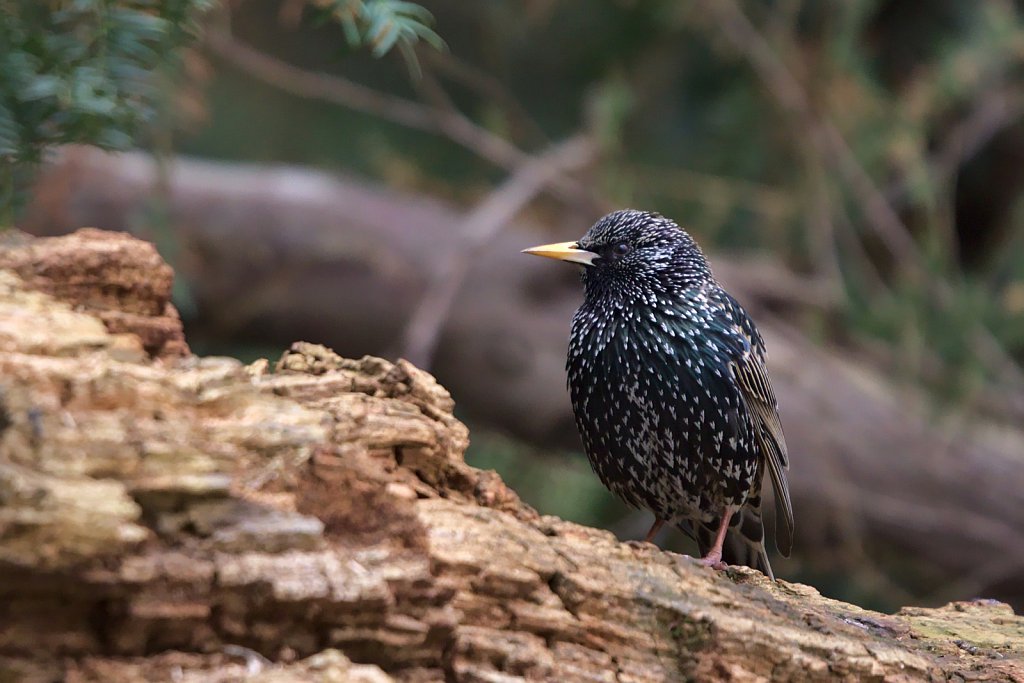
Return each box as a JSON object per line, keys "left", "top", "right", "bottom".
{"left": 4, "top": 0, "right": 1024, "bottom": 613}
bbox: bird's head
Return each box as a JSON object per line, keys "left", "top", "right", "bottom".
{"left": 522, "top": 209, "right": 712, "bottom": 297}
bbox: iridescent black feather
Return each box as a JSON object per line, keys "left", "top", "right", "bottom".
{"left": 564, "top": 209, "right": 793, "bottom": 578}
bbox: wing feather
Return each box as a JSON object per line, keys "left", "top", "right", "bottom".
{"left": 723, "top": 298, "right": 794, "bottom": 557}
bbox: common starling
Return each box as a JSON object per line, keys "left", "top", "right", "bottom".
{"left": 523, "top": 209, "right": 793, "bottom": 578}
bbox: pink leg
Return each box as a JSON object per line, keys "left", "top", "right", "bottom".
{"left": 698, "top": 509, "right": 734, "bottom": 570}
{"left": 644, "top": 518, "right": 665, "bottom": 544}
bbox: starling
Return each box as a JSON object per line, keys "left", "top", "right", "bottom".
{"left": 523, "top": 209, "right": 793, "bottom": 578}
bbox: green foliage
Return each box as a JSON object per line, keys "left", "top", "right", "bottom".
{"left": 0, "top": 0, "right": 442, "bottom": 224}
{"left": 0, "top": 0, "right": 213, "bottom": 165}
{"left": 312, "top": 0, "right": 444, "bottom": 75}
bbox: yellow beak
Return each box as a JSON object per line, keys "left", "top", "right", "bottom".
{"left": 521, "top": 241, "right": 598, "bottom": 266}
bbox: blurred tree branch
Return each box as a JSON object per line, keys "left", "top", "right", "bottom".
{"left": 695, "top": 0, "right": 1024, "bottom": 392}
{"left": 204, "top": 30, "right": 596, "bottom": 208}
{"left": 887, "top": 85, "right": 1024, "bottom": 208}
{"left": 695, "top": 0, "right": 918, "bottom": 263}
{"left": 400, "top": 135, "right": 596, "bottom": 368}
{"left": 204, "top": 27, "right": 610, "bottom": 372}
{"left": 420, "top": 48, "right": 551, "bottom": 148}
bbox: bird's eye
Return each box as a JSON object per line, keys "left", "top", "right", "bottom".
{"left": 613, "top": 243, "right": 631, "bottom": 256}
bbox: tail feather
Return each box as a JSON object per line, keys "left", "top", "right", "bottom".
{"left": 696, "top": 497, "right": 775, "bottom": 580}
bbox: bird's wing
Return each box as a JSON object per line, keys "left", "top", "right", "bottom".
{"left": 723, "top": 297, "right": 794, "bottom": 557}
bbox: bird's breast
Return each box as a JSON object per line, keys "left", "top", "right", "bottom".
{"left": 566, "top": 303, "right": 753, "bottom": 477}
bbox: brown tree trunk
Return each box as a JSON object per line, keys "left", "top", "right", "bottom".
{"left": 20, "top": 148, "right": 1024, "bottom": 606}
{"left": 1, "top": 228, "right": 1022, "bottom": 681}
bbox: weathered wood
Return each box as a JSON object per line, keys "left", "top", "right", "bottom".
{"left": 0, "top": 229, "right": 1022, "bottom": 681}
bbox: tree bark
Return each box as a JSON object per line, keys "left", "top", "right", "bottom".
{"left": 20, "top": 148, "right": 1024, "bottom": 607}
{"left": 1, "top": 228, "right": 1022, "bottom": 681}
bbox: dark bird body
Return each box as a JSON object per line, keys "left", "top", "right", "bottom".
{"left": 524, "top": 210, "right": 793, "bottom": 578}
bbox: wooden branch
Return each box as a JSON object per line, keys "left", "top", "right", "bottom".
{"left": 1, "top": 228, "right": 1022, "bottom": 681}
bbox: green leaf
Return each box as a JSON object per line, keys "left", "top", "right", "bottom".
{"left": 370, "top": 22, "right": 400, "bottom": 58}
{"left": 109, "top": 8, "right": 167, "bottom": 41}
{"left": 93, "top": 126, "right": 134, "bottom": 150}
{"left": 19, "top": 74, "right": 61, "bottom": 102}
{"left": 323, "top": 0, "right": 445, "bottom": 61}
{"left": 385, "top": 0, "right": 434, "bottom": 24}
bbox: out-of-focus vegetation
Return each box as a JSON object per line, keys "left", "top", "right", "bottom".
{"left": 182, "top": 0, "right": 1024, "bottom": 414}
{"left": 313, "top": 0, "right": 444, "bottom": 70}
{"left": 0, "top": 0, "right": 442, "bottom": 221}
{"left": 0, "top": 0, "right": 212, "bottom": 221}
{"left": 0, "top": 0, "right": 209, "bottom": 162}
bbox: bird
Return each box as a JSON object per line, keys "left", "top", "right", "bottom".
{"left": 522, "top": 209, "right": 793, "bottom": 579}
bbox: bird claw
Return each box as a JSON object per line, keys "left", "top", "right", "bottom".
{"left": 698, "top": 553, "right": 728, "bottom": 571}
{"left": 667, "top": 553, "right": 727, "bottom": 572}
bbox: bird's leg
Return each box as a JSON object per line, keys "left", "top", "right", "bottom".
{"left": 643, "top": 518, "right": 665, "bottom": 543}
{"left": 698, "top": 509, "right": 734, "bottom": 570}
{"left": 625, "top": 517, "right": 666, "bottom": 552}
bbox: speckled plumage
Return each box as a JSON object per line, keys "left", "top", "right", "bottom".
{"left": 559, "top": 210, "right": 793, "bottom": 578}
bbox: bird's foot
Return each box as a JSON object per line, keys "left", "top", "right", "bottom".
{"left": 697, "top": 551, "right": 727, "bottom": 571}
{"left": 667, "top": 553, "right": 727, "bottom": 572}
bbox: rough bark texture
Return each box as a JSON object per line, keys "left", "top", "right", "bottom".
{"left": 1, "top": 229, "right": 1023, "bottom": 682}
{"left": 0, "top": 227, "right": 189, "bottom": 359}
{"left": 20, "top": 148, "right": 1024, "bottom": 605}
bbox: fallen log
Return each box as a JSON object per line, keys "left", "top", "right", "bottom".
{"left": 1, "top": 228, "right": 1022, "bottom": 681}
{"left": 20, "top": 149, "right": 1024, "bottom": 607}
